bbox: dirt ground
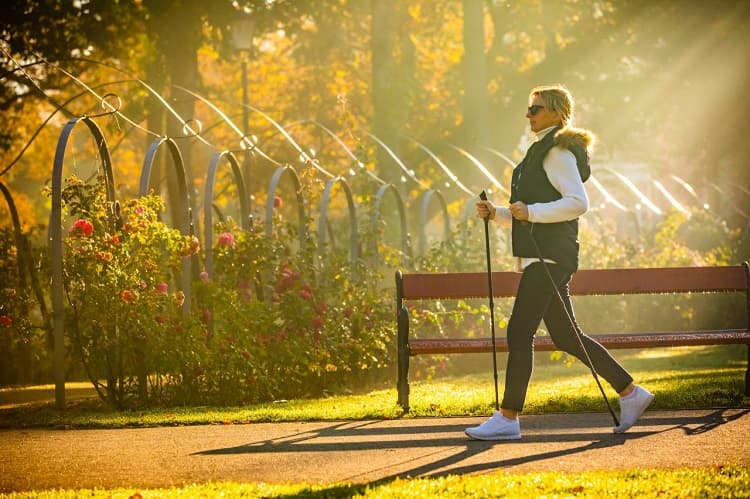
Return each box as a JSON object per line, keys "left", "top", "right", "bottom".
{"left": 1, "top": 408, "right": 749, "bottom": 492}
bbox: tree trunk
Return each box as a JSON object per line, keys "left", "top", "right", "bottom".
{"left": 461, "top": 0, "right": 489, "bottom": 149}
{"left": 371, "top": 0, "right": 402, "bottom": 186}
{"left": 143, "top": 1, "right": 202, "bottom": 231}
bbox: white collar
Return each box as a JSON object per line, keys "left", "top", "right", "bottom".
{"left": 533, "top": 125, "right": 558, "bottom": 142}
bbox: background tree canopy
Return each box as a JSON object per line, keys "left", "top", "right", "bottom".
{"left": 1, "top": 0, "right": 749, "bottom": 228}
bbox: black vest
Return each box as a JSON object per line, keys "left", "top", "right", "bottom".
{"left": 510, "top": 126, "right": 590, "bottom": 271}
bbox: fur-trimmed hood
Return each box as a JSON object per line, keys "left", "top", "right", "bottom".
{"left": 553, "top": 126, "right": 596, "bottom": 154}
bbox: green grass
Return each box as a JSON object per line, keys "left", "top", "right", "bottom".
{"left": 2, "top": 466, "right": 748, "bottom": 498}
{"left": 0, "top": 345, "right": 746, "bottom": 428}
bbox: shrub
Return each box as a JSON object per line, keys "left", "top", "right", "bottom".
{"left": 56, "top": 176, "right": 205, "bottom": 408}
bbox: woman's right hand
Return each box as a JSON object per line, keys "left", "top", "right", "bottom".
{"left": 476, "top": 200, "right": 496, "bottom": 220}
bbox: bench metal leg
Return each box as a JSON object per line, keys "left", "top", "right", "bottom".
{"left": 746, "top": 345, "right": 750, "bottom": 397}
{"left": 397, "top": 307, "right": 410, "bottom": 411}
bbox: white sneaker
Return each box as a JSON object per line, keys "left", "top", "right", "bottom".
{"left": 465, "top": 411, "right": 521, "bottom": 440}
{"left": 614, "top": 385, "right": 654, "bottom": 434}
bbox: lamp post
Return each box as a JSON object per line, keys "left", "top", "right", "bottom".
{"left": 231, "top": 17, "right": 256, "bottom": 216}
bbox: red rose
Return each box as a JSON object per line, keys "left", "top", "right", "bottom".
{"left": 120, "top": 290, "right": 136, "bottom": 303}
{"left": 300, "top": 285, "right": 313, "bottom": 301}
{"left": 201, "top": 308, "right": 211, "bottom": 324}
{"left": 68, "top": 219, "right": 94, "bottom": 237}
{"left": 312, "top": 315, "right": 324, "bottom": 330}
{"left": 0, "top": 315, "right": 12, "bottom": 327}
{"left": 273, "top": 195, "right": 283, "bottom": 209}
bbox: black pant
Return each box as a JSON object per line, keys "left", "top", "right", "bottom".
{"left": 501, "top": 262, "right": 633, "bottom": 412}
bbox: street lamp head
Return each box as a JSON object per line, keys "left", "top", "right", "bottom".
{"left": 231, "top": 17, "right": 256, "bottom": 52}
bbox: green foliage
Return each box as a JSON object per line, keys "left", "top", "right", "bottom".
{"left": 195, "top": 213, "right": 395, "bottom": 405}
{"left": 1, "top": 466, "right": 748, "bottom": 498}
{"left": 0, "top": 227, "right": 44, "bottom": 385}
{"left": 45, "top": 175, "right": 396, "bottom": 409}
{"left": 55, "top": 175, "right": 205, "bottom": 409}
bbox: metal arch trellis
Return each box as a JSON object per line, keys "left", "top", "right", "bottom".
{"left": 371, "top": 183, "right": 411, "bottom": 266}
{"left": 265, "top": 165, "right": 307, "bottom": 243}
{"left": 203, "top": 150, "right": 250, "bottom": 279}
{"left": 50, "top": 115, "right": 117, "bottom": 410}
{"left": 139, "top": 136, "right": 195, "bottom": 314}
{"left": 417, "top": 189, "right": 451, "bottom": 260}
{"left": 0, "top": 181, "right": 52, "bottom": 362}
{"left": 0, "top": 182, "right": 31, "bottom": 293}
{"left": 318, "top": 176, "right": 359, "bottom": 268}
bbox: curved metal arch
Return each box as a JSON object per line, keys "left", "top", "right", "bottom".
{"left": 370, "top": 183, "right": 411, "bottom": 263}
{"left": 365, "top": 131, "right": 430, "bottom": 190}
{"left": 50, "top": 116, "right": 117, "bottom": 410}
{"left": 448, "top": 143, "right": 509, "bottom": 196}
{"left": 418, "top": 189, "right": 451, "bottom": 258}
{"left": 404, "top": 136, "right": 474, "bottom": 196}
{"left": 204, "top": 151, "right": 250, "bottom": 278}
{"left": 266, "top": 165, "right": 307, "bottom": 242}
{"left": 461, "top": 193, "right": 480, "bottom": 224}
{"left": 598, "top": 167, "right": 662, "bottom": 215}
{"left": 282, "top": 119, "right": 387, "bottom": 185}
{"left": 0, "top": 182, "right": 30, "bottom": 290}
{"left": 139, "top": 137, "right": 192, "bottom": 232}
{"left": 318, "top": 176, "right": 358, "bottom": 266}
{"left": 138, "top": 136, "right": 193, "bottom": 315}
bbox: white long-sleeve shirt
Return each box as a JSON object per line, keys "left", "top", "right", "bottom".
{"left": 495, "top": 126, "right": 589, "bottom": 269}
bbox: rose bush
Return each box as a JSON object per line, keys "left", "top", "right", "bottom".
{"left": 55, "top": 176, "right": 206, "bottom": 408}
{"left": 195, "top": 216, "right": 395, "bottom": 404}
{"left": 0, "top": 226, "right": 44, "bottom": 385}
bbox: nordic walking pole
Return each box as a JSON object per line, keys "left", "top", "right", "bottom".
{"left": 525, "top": 225, "right": 620, "bottom": 427}
{"left": 479, "top": 190, "right": 500, "bottom": 412}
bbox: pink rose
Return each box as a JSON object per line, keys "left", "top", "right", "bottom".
{"left": 218, "top": 232, "right": 235, "bottom": 248}
{"left": 156, "top": 282, "right": 169, "bottom": 294}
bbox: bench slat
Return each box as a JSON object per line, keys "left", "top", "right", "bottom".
{"left": 400, "top": 266, "right": 748, "bottom": 300}
{"left": 408, "top": 329, "right": 750, "bottom": 355}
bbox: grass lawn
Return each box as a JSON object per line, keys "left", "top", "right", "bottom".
{"left": 1, "top": 466, "right": 748, "bottom": 498}
{"left": 0, "top": 344, "right": 746, "bottom": 427}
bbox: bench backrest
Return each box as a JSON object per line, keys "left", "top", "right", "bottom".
{"left": 397, "top": 264, "right": 750, "bottom": 302}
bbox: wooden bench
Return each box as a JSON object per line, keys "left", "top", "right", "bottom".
{"left": 395, "top": 263, "right": 750, "bottom": 411}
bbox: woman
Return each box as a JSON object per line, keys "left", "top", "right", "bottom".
{"left": 468, "top": 84, "right": 653, "bottom": 440}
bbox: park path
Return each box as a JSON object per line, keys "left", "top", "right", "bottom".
{"left": 1, "top": 408, "right": 749, "bottom": 492}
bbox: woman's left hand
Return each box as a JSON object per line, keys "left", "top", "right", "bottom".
{"left": 509, "top": 201, "right": 529, "bottom": 221}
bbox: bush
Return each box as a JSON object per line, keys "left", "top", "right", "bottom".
{"left": 55, "top": 176, "right": 205, "bottom": 408}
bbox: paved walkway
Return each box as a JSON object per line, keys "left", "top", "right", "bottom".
{"left": 1, "top": 409, "right": 749, "bottom": 492}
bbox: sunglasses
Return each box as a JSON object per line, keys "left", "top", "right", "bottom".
{"left": 527, "top": 105, "right": 545, "bottom": 116}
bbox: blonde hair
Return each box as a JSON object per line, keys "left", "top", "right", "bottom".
{"left": 530, "top": 84, "right": 596, "bottom": 152}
